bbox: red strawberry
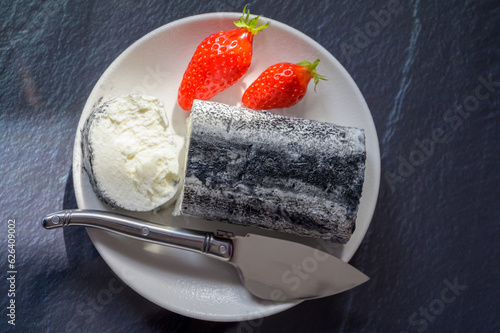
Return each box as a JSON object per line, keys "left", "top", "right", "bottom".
{"left": 178, "top": 5, "right": 269, "bottom": 110}
{"left": 242, "top": 59, "right": 326, "bottom": 110}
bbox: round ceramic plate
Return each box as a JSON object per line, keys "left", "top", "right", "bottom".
{"left": 73, "top": 12, "right": 380, "bottom": 321}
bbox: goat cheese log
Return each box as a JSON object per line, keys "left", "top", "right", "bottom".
{"left": 176, "top": 100, "right": 366, "bottom": 243}
{"left": 82, "top": 95, "right": 180, "bottom": 211}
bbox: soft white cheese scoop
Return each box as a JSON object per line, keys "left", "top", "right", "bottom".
{"left": 82, "top": 95, "right": 180, "bottom": 211}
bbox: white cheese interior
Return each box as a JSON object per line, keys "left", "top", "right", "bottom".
{"left": 172, "top": 114, "right": 193, "bottom": 216}
{"left": 88, "top": 95, "right": 180, "bottom": 211}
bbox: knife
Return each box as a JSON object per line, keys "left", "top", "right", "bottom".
{"left": 41, "top": 209, "right": 369, "bottom": 301}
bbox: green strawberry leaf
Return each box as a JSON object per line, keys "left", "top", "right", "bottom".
{"left": 234, "top": 4, "right": 270, "bottom": 34}
{"left": 297, "top": 59, "right": 327, "bottom": 91}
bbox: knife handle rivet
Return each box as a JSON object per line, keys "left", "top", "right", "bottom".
{"left": 141, "top": 227, "right": 150, "bottom": 236}
{"left": 52, "top": 216, "right": 60, "bottom": 224}
{"left": 219, "top": 245, "right": 227, "bottom": 254}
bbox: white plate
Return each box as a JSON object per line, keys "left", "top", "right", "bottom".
{"left": 73, "top": 12, "right": 380, "bottom": 321}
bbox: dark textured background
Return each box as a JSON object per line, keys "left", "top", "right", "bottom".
{"left": 1, "top": 0, "right": 499, "bottom": 332}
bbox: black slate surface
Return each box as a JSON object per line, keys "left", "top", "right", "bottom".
{"left": 1, "top": 0, "right": 499, "bottom": 332}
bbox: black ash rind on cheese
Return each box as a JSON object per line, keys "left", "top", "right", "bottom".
{"left": 178, "top": 100, "right": 366, "bottom": 244}
{"left": 82, "top": 103, "right": 117, "bottom": 208}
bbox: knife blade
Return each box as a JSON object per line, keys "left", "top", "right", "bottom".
{"left": 41, "top": 209, "right": 369, "bottom": 301}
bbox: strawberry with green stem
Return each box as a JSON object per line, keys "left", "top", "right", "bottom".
{"left": 242, "top": 59, "right": 327, "bottom": 110}
{"left": 178, "top": 5, "right": 269, "bottom": 110}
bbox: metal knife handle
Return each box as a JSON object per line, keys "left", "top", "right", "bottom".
{"left": 41, "top": 209, "right": 233, "bottom": 261}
